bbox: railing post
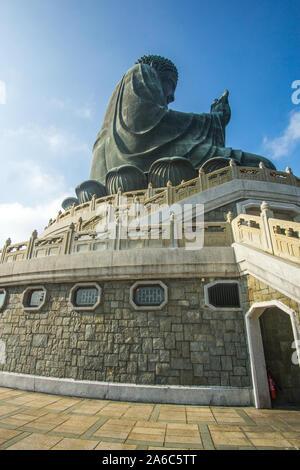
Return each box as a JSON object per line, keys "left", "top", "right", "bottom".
{"left": 0, "top": 238, "right": 11, "bottom": 263}
{"left": 170, "top": 212, "right": 178, "bottom": 248}
{"left": 166, "top": 180, "right": 175, "bottom": 206}
{"left": 259, "top": 161, "right": 271, "bottom": 182}
{"left": 260, "top": 201, "right": 274, "bottom": 254}
{"left": 285, "top": 167, "right": 297, "bottom": 186}
{"left": 25, "top": 230, "right": 38, "bottom": 259}
{"left": 198, "top": 168, "right": 207, "bottom": 191}
{"left": 90, "top": 194, "right": 96, "bottom": 212}
{"left": 229, "top": 159, "right": 239, "bottom": 180}
{"left": 226, "top": 211, "right": 234, "bottom": 245}
{"left": 146, "top": 183, "right": 154, "bottom": 199}
{"left": 63, "top": 223, "right": 75, "bottom": 254}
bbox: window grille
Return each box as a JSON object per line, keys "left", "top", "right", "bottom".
{"left": 207, "top": 282, "right": 240, "bottom": 308}
{"left": 134, "top": 285, "right": 165, "bottom": 306}
{"left": 29, "top": 290, "right": 45, "bottom": 307}
{"left": 75, "top": 287, "right": 99, "bottom": 306}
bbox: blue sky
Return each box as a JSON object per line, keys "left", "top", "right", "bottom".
{"left": 0, "top": 0, "right": 299, "bottom": 244}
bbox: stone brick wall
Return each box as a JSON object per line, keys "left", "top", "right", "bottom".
{"left": 204, "top": 201, "right": 239, "bottom": 222}
{"left": 0, "top": 278, "right": 251, "bottom": 387}
{"left": 246, "top": 275, "right": 300, "bottom": 328}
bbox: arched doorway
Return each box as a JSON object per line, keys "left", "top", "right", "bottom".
{"left": 245, "top": 301, "right": 300, "bottom": 409}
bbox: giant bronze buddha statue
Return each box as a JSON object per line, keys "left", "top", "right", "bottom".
{"left": 90, "top": 54, "right": 275, "bottom": 187}
{"left": 62, "top": 55, "right": 276, "bottom": 207}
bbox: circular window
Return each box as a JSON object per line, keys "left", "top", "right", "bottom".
{"left": 130, "top": 281, "right": 168, "bottom": 311}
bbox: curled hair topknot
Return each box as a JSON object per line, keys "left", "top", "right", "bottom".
{"left": 135, "top": 55, "right": 178, "bottom": 84}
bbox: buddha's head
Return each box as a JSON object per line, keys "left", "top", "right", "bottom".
{"left": 135, "top": 55, "right": 178, "bottom": 104}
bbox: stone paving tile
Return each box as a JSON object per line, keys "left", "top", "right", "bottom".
{"left": 211, "top": 409, "right": 246, "bottom": 424}
{"left": 92, "top": 418, "right": 136, "bottom": 441}
{"left": 210, "top": 430, "right": 253, "bottom": 447}
{"left": 122, "top": 405, "right": 154, "bottom": 420}
{"left": 0, "top": 389, "right": 25, "bottom": 399}
{"left": 127, "top": 422, "right": 166, "bottom": 445}
{"left": 165, "top": 423, "right": 202, "bottom": 447}
{"left": 0, "top": 387, "right": 299, "bottom": 450}
{"left": 0, "top": 404, "right": 20, "bottom": 417}
{"left": 43, "top": 398, "right": 82, "bottom": 412}
{"left": 70, "top": 400, "right": 108, "bottom": 415}
{"left": 208, "top": 425, "right": 242, "bottom": 432}
{"left": 0, "top": 427, "right": 22, "bottom": 445}
{"left": 186, "top": 408, "right": 216, "bottom": 423}
{"left": 51, "top": 415, "right": 101, "bottom": 436}
{"left": 20, "top": 412, "right": 71, "bottom": 432}
{"left": 5, "top": 433, "right": 63, "bottom": 450}
{"left": 1, "top": 394, "right": 41, "bottom": 406}
{"left": 21, "top": 397, "right": 63, "bottom": 409}
{"left": 0, "top": 412, "right": 41, "bottom": 427}
{"left": 95, "top": 442, "right": 138, "bottom": 450}
{"left": 158, "top": 406, "right": 186, "bottom": 423}
{"left": 96, "top": 403, "right": 131, "bottom": 417}
{"left": 51, "top": 437, "right": 99, "bottom": 450}
{"left": 245, "top": 431, "right": 295, "bottom": 448}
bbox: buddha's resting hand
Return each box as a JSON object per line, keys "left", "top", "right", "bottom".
{"left": 210, "top": 89, "right": 231, "bottom": 126}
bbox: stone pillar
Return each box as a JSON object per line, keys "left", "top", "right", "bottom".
{"left": 259, "top": 161, "right": 271, "bottom": 182}
{"left": 170, "top": 212, "right": 178, "bottom": 248}
{"left": 25, "top": 230, "right": 38, "bottom": 260}
{"left": 0, "top": 238, "right": 11, "bottom": 263}
{"left": 226, "top": 211, "right": 234, "bottom": 245}
{"left": 90, "top": 194, "right": 96, "bottom": 212}
{"left": 260, "top": 201, "right": 274, "bottom": 254}
{"left": 63, "top": 223, "right": 75, "bottom": 255}
{"left": 146, "top": 183, "right": 154, "bottom": 199}
{"left": 166, "top": 180, "right": 175, "bottom": 206}
{"left": 285, "top": 167, "right": 297, "bottom": 186}
{"left": 229, "top": 159, "right": 239, "bottom": 180}
{"left": 198, "top": 168, "right": 207, "bottom": 192}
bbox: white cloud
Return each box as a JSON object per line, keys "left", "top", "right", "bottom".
{"left": 49, "top": 98, "right": 93, "bottom": 120}
{"left": 263, "top": 110, "right": 300, "bottom": 159}
{"left": 2, "top": 124, "right": 89, "bottom": 155}
{"left": 0, "top": 81, "right": 6, "bottom": 104}
{"left": 75, "top": 106, "right": 93, "bottom": 119}
{"left": 0, "top": 196, "right": 67, "bottom": 246}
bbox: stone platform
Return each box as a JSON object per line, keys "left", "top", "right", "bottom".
{"left": 0, "top": 386, "right": 299, "bottom": 450}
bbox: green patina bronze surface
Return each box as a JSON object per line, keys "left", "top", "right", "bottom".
{"left": 90, "top": 55, "right": 275, "bottom": 185}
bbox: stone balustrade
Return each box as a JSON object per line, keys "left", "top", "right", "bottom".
{"left": 0, "top": 217, "right": 234, "bottom": 263}
{"left": 231, "top": 202, "right": 300, "bottom": 263}
{"left": 41, "top": 163, "right": 300, "bottom": 230}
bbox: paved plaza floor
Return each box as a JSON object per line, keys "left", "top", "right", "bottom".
{"left": 0, "top": 386, "right": 299, "bottom": 450}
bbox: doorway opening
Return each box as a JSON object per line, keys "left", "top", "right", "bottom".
{"left": 246, "top": 300, "right": 300, "bottom": 409}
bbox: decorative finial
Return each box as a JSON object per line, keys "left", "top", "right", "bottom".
{"left": 260, "top": 201, "right": 269, "bottom": 211}
{"left": 226, "top": 211, "right": 233, "bottom": 223}
{"left": 229, "top": 159, "right": 236, "bottom": 167}
{"left": 259, "top": 161, "right": 265, "bottom": 169}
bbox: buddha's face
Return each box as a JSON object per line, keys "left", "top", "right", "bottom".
{"left": 160, "top": 72, "right": 177, "bottom": 104}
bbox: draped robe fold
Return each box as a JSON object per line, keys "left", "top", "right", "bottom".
{"left": 90, "top": 63, "right": 275, "bottom": 184}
